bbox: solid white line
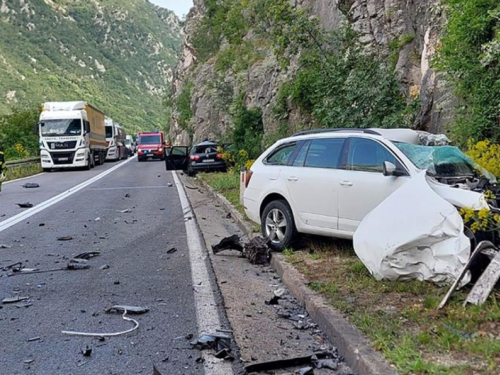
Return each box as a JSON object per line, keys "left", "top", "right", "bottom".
{"left": 4, "top": 172, "right": 46, "bottom": 185}
{"left": 172, "top": 171, "right": 234, "bottom": 375}
{"left": 0, "top": 157, "right": 136, "bottom": 233}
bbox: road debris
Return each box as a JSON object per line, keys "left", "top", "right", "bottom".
{"left": 73, "top": 251, "right": 101, "bottom": 260}
{"left": 212, "top": 236, "right": 270, "bottom": 264}
{"left": 2, "top": 296, "right": 30, "bottom": 304}
{"left": 117, "top": 209, "right": 132, "bottom": 213}
{"left": 62, "top": 305, "right": 147, "bottom": 337}
{"left": 167, "top": 247, "right": 177, "bottom": 254}
{"left": 190, "top": 333, "right": 234, "bottom": 360}
{"left": 464, "top": 247, "right": 500, "bottom": 306}
{"left": 167, "top": 182, "right": 173, "bottom": 187}
{"left": 125, "top": 193, "right": 131, "bottom": 198}
{"left": 27, "top": 337, "right": 40, "bottom": 342}
{"left": 212, "top": 235, "right": 243, "bottom": 253}
{"left": 185, "top": 185, "right": 198, "bottom": 190}
{"left": 245, "top": 351, "right": 338, "bottom": 373}
{"left": 22, "top": 183, "right": 40, "bottom": 189}
{"left": 99, "top": 264, "right": 110, "bottom": 270}
{"left": 82, "top": 346, "right": 92, "bottom": 356}
{"left": 0, "top": 244, "right": 12, "bottom": 249}
{"left": 57, "top": 236, "right": 73, "bottom": 241}
{"left": 17, "top": 202, "right": 33, "bottom": 208}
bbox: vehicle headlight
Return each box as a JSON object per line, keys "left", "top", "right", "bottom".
{"left": 158, "top": 148, "right": 163, "bottom": 151}
{"left": 138, "top": 149, "right": 142, "bottom": 152}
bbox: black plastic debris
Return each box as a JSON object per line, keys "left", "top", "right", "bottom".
{"left": 125, "top": 194, "right": 131, "bottom": 198}
{"left": 67, "top": 263, "right": 90, "bottom": 270}
{"left": 312, "top": 358, "right": 338, "bottom": 370}
{"left": 167, "top": 247, "right": 177, "bottom": 254}
{"left": 212, "top": 235, "right": 244, "bottom": 254}
{"left": 73, "top": 251, "right": 101, "bottom": 260}
{"left": 82, "top": 346, "right": 92, "bottom": 356}
{"left": 245, "top": 351, "right": 336, "bottom": 373}
{"left": 105, "top": 305, "right": 149, "bottom": 315}
{"left": 57, "top": 236, "right": 73, "bottom": 241}
{"left": 0, "top": 244, "right": 12, "bottom": 249}
{"left": 17, "top": 202, "right": 33, "bottom": 208}
{"left": 22, "top": 183, "right": 40, "bottom": 189}
{"left": 190, "top": 333, "right": 234, "bottom": 360}
{"left": 99, "top": 265, "right": 110, "bottom": 270}
{"left": 244, "top": 237, "right": 270, "bottom": 265}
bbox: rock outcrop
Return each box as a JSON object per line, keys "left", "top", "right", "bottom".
{"left": 170, "top": 0, "right": 453, "bottom": 144}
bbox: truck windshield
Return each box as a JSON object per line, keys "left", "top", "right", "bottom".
{"left": 41, "top": 119, "right": 82, "bottom": 136}
{"left": 105, "top": 126, "right": 113, "bottom": 138}
{"left": 140, "top": 136, "right": 161, "bottom": 144}
{"left": 395, "top": 143, "right": 479, "bottom": 178}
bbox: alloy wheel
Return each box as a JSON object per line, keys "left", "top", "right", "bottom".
{"left": 265, "top": 208, "right": 287, "bottom": 244}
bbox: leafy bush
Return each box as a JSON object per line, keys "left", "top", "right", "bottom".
{"left": 436, "top": 0, "right": 500, "bottom": 145}
{"left": 0, "top": 108, "right": 40, "bottom": 160}
{"left": 232, "top": 96, "right": 264, "bottom": 159}
{"left": 467, "top": 140, "right": 500, "bottom": 178}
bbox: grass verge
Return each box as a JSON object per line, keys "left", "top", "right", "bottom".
{"left": 5, "top": 163, "right": 42, "bottom": 182}
{"left": 286, "top": 238, "right": 500, "bottom": 375}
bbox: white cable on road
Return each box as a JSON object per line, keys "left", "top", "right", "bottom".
{"left": 62, "top": 310, "right": 139, "bottom": 337}
{"left": 0, "top": 156, "right": 136, "bottom": 233}
{"left": 172, "top": 171, "right": 234, "bottom": 375}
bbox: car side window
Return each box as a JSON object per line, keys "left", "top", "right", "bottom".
{"left": 292, "top": 141, "right": 310, "bottom": 167}
{"left": 266, "top": 144, "right": 296, "bottom": 165}
{"left": 304, "top": 138, "right": 345, "bottom": 169}
{"left": 347, "top": 138, "right": 396, "bottom": 173}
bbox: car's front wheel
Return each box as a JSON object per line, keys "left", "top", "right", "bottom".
{"left": 261, "top": 200, "right": 296, "bottom": 251}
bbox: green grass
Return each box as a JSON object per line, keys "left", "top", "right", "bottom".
{"left": 284, "top": 241, "right": 500, "bottom": 374}
{"left": 5, "top": 163, "right": 42, "bottom": 182}
{"left": 199, "top": 171, "right": 243, "bottom": 213}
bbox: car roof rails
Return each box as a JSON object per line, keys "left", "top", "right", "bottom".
{"left": 292, "top": 128, "right": 381, "bottom": 137}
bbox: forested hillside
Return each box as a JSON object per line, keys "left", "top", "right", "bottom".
{"left": 0, "top": 0, "right": 183, "bottom": 135}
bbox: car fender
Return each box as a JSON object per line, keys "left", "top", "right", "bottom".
{"left": 428, "top": 179, "right": 489, "bottom": 210}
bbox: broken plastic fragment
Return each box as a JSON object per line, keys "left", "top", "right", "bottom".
{"left": 57, "top": 236, "right": 73, "bottom": 241}
{"left": 17, "top": 202, "right": 33, "bottom": 208}
{"left": 212, "top": 235, "right": 243, "bottom": 253}
{"left": 105, "top": 305, "right": 149, "bottom": 314}
{"left": 2, "top": 296, "right": 30, "bottom": 304}
{"left": 22, "top": 183, "right": 40, "bottom": 189}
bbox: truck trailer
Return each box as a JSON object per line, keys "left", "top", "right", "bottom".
{"left": 38, "top": 101, "right": 107, "bottom": 171}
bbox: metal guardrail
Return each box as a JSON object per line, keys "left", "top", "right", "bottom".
{"left": 5, "top": 157, "right": 41, "bottom": 168}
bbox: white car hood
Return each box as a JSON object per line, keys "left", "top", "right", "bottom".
{"left": 353, "top": 172, "right": 471, "bottom": 286}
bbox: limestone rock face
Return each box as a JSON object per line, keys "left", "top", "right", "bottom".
{"left": 169, "top": 0, "right": 451, "bottom": 145}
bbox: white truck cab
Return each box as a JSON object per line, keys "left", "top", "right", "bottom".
{"left": 38, "top": 102, "right": 107, "bottom": 170}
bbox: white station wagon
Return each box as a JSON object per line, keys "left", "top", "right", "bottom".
{"left": 243, "top": 129, "right": 495, "bottom": 250}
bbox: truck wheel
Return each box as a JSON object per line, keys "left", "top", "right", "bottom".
{"left": 100, "top": 151, "right": 105, "bottom": 165}
{"left": 90, "top": 152, "right": 95, "bottom": 169}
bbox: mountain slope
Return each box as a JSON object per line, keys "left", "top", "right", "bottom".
{"left": 0, "top": 0, "right": 183, "bottom": 133}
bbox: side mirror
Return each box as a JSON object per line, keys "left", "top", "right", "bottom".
{"left": 383, "top": 161, "right": 397, "bottom": 177}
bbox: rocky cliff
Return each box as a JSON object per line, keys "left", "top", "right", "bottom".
{"left": 169, "top": 0, "right": 458, "bottom": 146}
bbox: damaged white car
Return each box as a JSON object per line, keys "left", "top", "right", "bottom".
{"left": 244, "top": 128, "right": 500, "bottom": 286}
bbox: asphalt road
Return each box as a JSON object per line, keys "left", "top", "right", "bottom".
{"left": 0, "top": 158, "right": 232, "bottom": 374}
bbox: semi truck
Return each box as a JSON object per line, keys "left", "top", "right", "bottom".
{"left": 38, "top": 101, "right": 107, "bottom": 171}
{"left": 105, "top": 118, "right": 128, "bottom": 161}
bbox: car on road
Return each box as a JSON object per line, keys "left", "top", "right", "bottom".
{"left": 164, "top": 141, "right": 226, "bottom": 176}
{"left": 243, "top": 128, "right": 499, "bottom": 250}
{"left": 137, "top": 132, "right": 165, "bottom": 162}
{"left": 125, "top": 138, "right": 135, "bottom": 155}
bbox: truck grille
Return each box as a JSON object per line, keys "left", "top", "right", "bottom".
{"left": 50, "top": 152, "right": 76, "bottom": 165}
{"left": 48, "top": 141, "right": 77, "bottom": 150}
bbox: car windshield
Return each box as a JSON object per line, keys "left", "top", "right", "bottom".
{"left": 125, "top": 139, "right": 131, "bottom": 146}
{"left": 105, "top": 126, "right": 113, "bottom": 138}
{"left": 41, "top": 119, "right": 82, "bottom": 136}
{"left": 140, "top": 136, "right": 160, "bottom": 144}
{"left": 395, "top": 143, "right": 482, "bottom": 178}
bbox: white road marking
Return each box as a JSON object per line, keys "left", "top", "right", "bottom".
{"left": 4, "top": 172, "right": 46, "bottom": 185}
{"left": 0, "top": 157, "right": 136, "bottom": 233}
{"left": 172, "top": 171, "right": 234, "bottom": 375}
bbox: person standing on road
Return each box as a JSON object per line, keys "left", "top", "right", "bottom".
{"left": 0, "top": 143, "right": 6, "bottom": 193}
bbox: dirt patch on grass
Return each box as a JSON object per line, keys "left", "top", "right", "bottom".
{"left": 287, "top": 237, "right": 500, "bottom": 375}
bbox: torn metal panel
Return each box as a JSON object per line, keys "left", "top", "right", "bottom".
{"left": 353, "top": 172, "right": 471, "bottom": 286}
{"left": 438, "top": 241, "right": 496, "bottom": 309}
{"left": 464, "top": 249, "right": 500, "bottom": 306}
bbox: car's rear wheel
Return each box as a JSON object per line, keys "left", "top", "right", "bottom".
{"left": 187, "top": 165, "right": 195, "bottom": 177}
{"left": 261, "top": 200, "right": 296, "bottom": 251}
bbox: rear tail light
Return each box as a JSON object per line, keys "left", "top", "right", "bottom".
{"left": 216, "top": 153, "right": 223, "bottom": 160}
{"left": 190, "top": 155, "right": 200, "bottom": 161}
{"left": 245, "top": 170, "right": 253, "bottom": 188}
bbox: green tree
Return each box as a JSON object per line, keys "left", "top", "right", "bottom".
{"left": 0, "top": 108, "right": 40, "bottom": 160}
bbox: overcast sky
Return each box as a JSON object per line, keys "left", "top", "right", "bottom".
{"left": 149, "top": 0, "right": 193, "bottom": 18}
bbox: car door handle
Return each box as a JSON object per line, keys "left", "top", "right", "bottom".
{"left": 287, "top": 176, "right": 299, "bottom": 182}
{"left": 340, "top": 180, "right": 353, "bottom": 186}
